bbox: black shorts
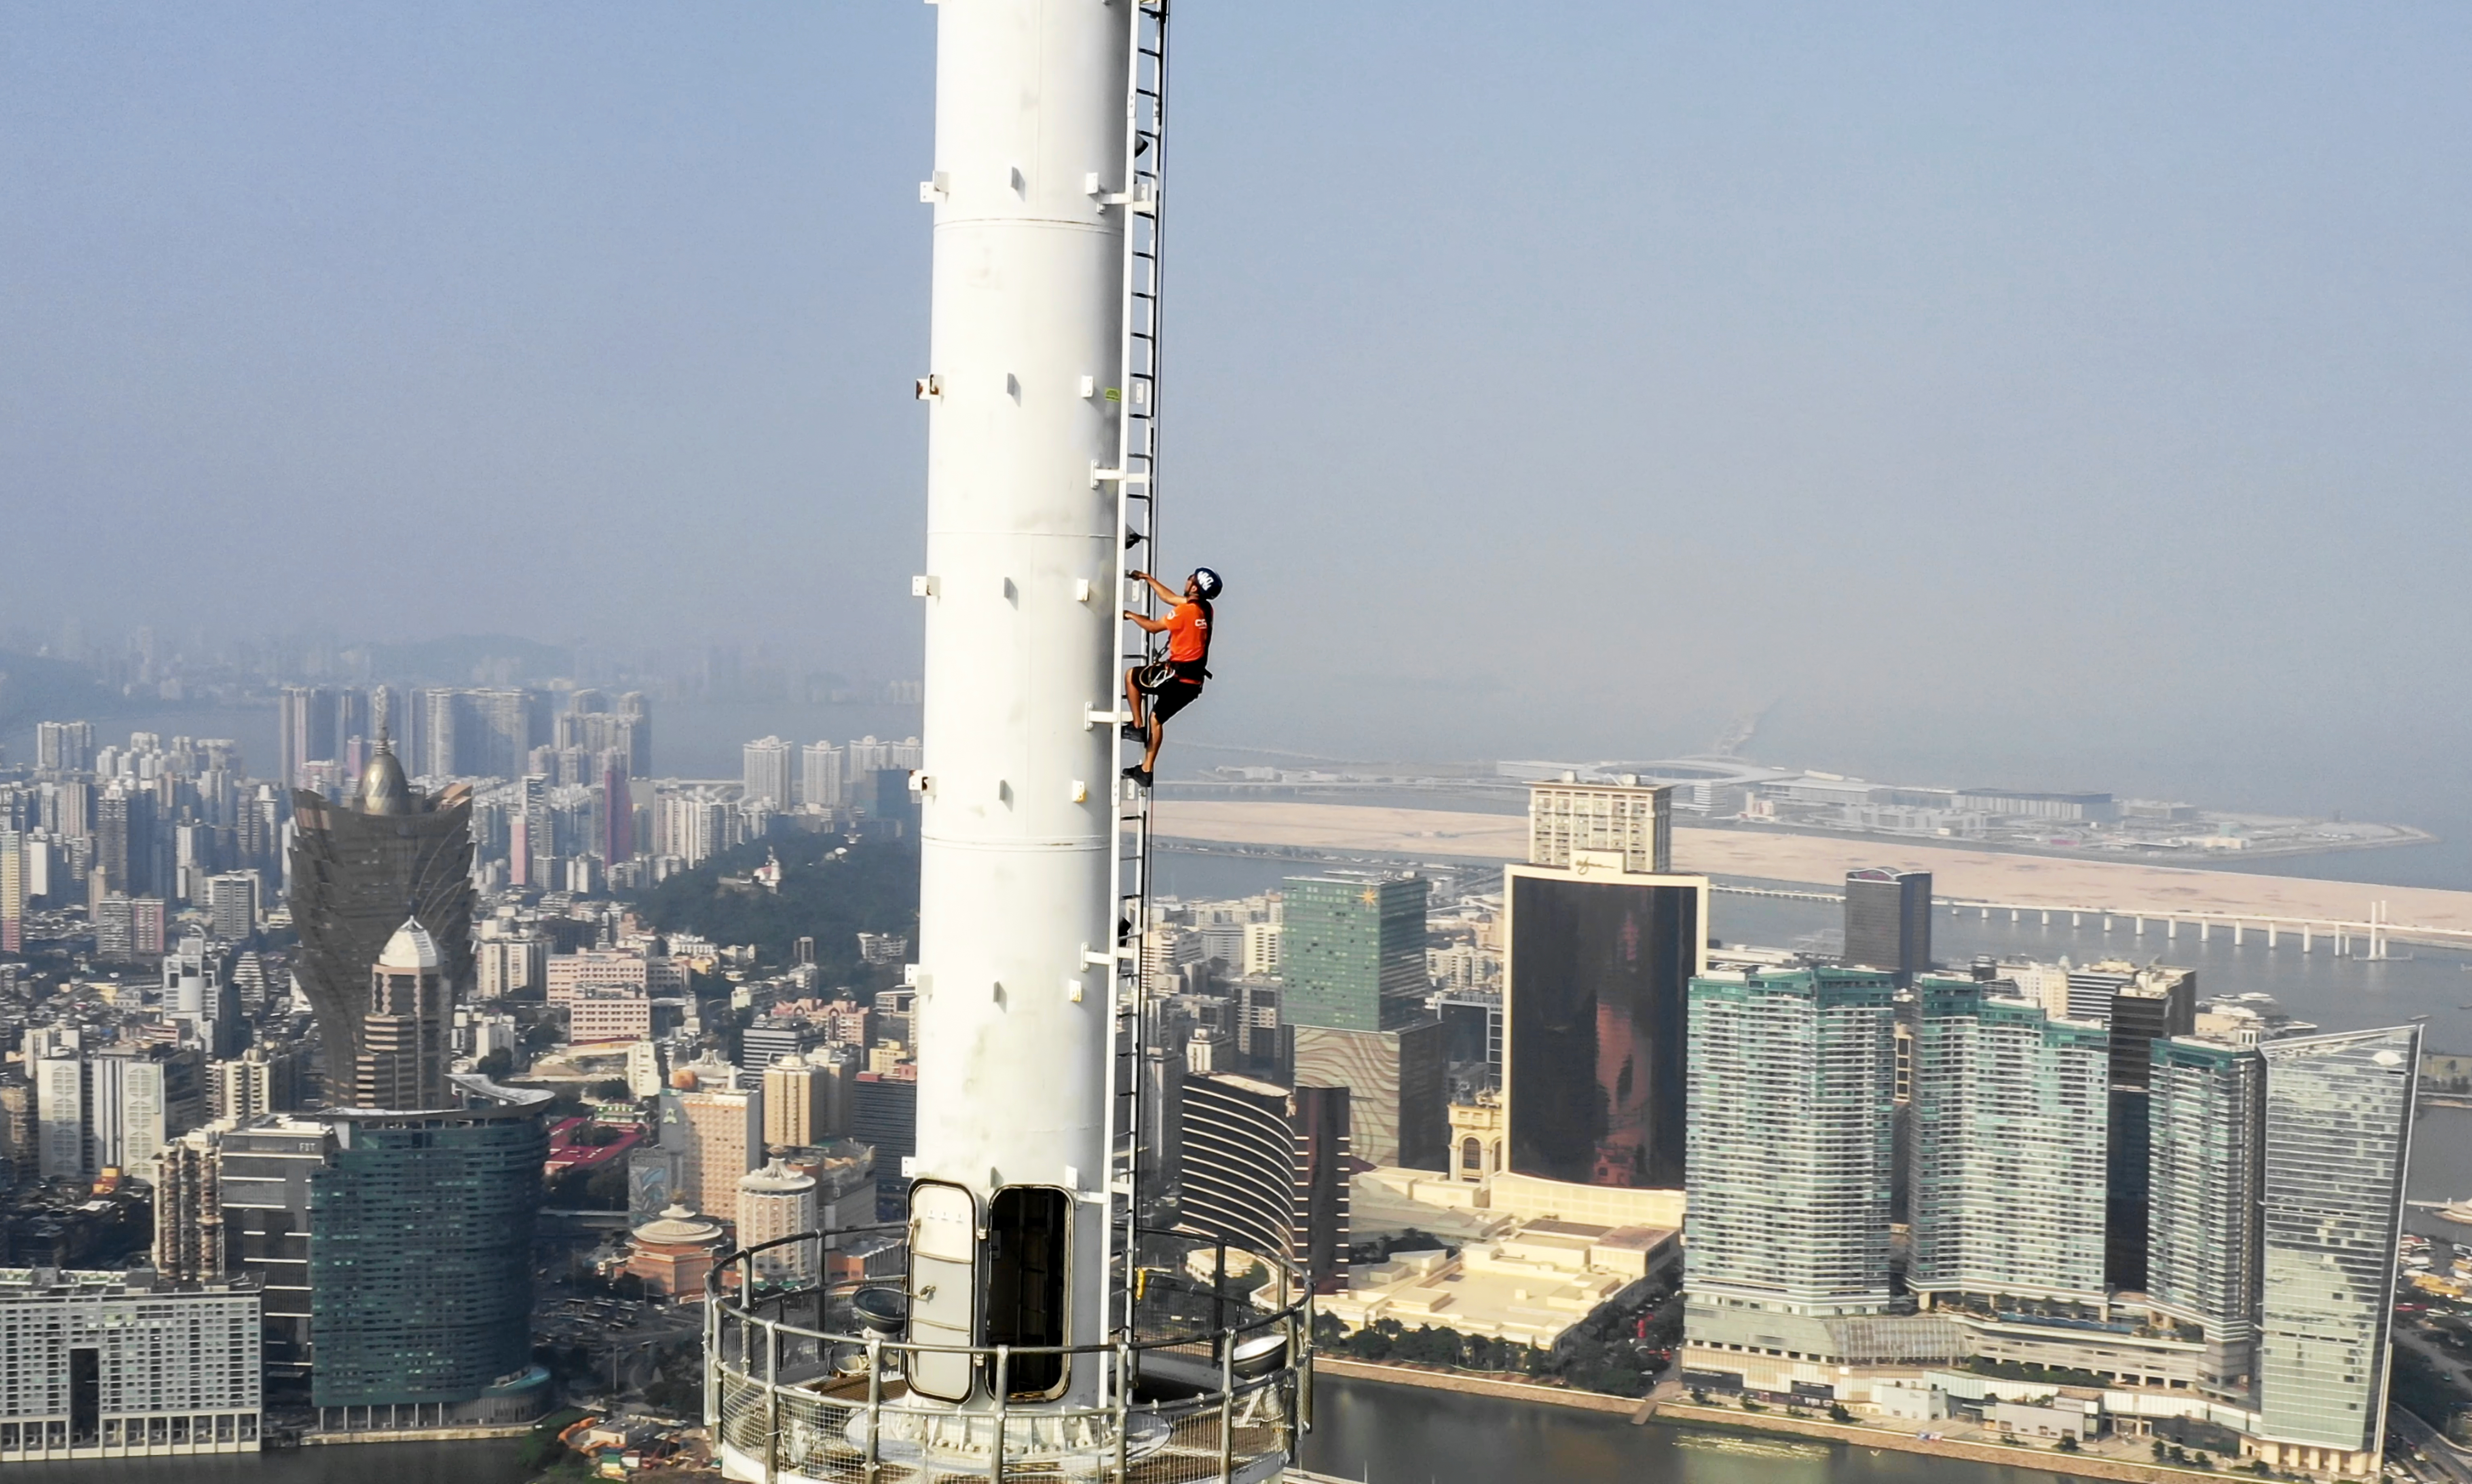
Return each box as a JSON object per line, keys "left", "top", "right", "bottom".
{"left": 1140, "top": 663, "right": 1206, "bottom": 724}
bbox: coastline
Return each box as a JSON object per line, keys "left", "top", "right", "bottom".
{"left": 1153, "top": 800, "right": 2472, "bottom": 946}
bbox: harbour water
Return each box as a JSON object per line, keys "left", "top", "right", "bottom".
{"left": 1299, "top": 1374, "right": 2050, "bottom": 1484}
{"left": 0, "top": 1438, "right": 533, "bottom": 1484}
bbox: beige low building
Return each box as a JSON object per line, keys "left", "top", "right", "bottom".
{"left": 1321, "top": 1216, "right": 1676, "bottom": 1351}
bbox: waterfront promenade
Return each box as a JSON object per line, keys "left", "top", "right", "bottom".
{"left": 1154, "top": 801, "right": 2472, "bottom": 949}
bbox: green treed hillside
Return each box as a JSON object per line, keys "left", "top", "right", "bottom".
{"left": 631, "top": 831, "right": 919, "bottom": 988}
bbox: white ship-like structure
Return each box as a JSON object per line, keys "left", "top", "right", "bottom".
{"left": 705, "top": 2, "right": 1314, "bottom": 1480}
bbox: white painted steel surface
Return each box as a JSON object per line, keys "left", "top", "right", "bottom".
{"left": 911, "top": 0, "right": 1131, "bottom": 1410}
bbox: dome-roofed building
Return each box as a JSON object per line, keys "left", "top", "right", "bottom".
{"left": 626, "top": 1204, "right": 729, "bottom": 1300}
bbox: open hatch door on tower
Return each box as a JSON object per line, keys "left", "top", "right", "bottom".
{"left": 905, "top": 1180, "right": 978, "bottom": 1402}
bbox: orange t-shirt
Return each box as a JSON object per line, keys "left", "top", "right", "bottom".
{"left": 1166, "top": 601, "right": 1211, "bottom": 663}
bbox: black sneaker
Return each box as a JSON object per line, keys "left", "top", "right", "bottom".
{"left": 1120, "top": 722, "right": 1144, "bottom": 743}
{"left": 1122, "top": 765, "right": 1153, "bottom": 789}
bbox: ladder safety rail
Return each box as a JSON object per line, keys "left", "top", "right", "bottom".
{"left": 1099, "top": 0, "right": 1171, "bottom": 1357}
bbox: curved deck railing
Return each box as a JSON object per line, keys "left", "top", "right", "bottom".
{"left": 705, "top": 1223, "right": 1314, "bottom": 1484}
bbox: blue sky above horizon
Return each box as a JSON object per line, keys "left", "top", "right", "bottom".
{"left": 5, "top": 3, "right": 2469, "bottom": 817}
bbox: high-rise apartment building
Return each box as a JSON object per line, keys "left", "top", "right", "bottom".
{"left": 204, "top": 871, "right": 260, "bottom": 942}
{"left": 35, "top": 719, "right": 95, "bottom": 774}
{"left": 1278, "top": 872, "right": 1428, "bottom": 1032}
{"left": 800, "top": 742, "right": 845, "bottom": 811}
{"left": 308, "top": 1078, "right": 550, "bottom": 1424}
{"left": 1909, "top": 977, "right": 2108, "bottom": 1307}
{"left": 279, "top": 686, "right": 338, "bottom": 790}
{"left": 2105, "top": 967, "right": 2198, "bottom": 1290}
{"left": 742, "top": 737, "right": 794, "bottom": 809}
{"left": 1526, "top": 777, "right": 1672, "bottom": 873}
{"left": 287, "top": 738, "right": 474, "bottom": 1105}
{"left": 2252, "top": 1025, "right": 2420, "bottom": 1474}
{"left": 153, "top": 1130, "right": 225, "bottom": 1283}
{"left": 2147, "top": 1036, "right": 2265, "bottom": 1400}
{"left": 0, "top": 829, "right": 22, "bottom": 954}
{"left": 1502, "top": 858, "right": 1706, "bottom": 1190}
{"left": 0, "top": 1268, "right": 262, "bottom": 1461}
{"left": 1684, "top": 969, "right": 1898, "bottom": 1322}
{"left": 1842, "top": 868, "right": 1931, "bottom": 986}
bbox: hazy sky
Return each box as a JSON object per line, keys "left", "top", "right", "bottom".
{"left": 6, "top": 4, "right": 2469, "bottom": 814}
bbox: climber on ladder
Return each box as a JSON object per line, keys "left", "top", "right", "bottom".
{"left": 1120, "top": 567, "right": 1220, "bottom": 789}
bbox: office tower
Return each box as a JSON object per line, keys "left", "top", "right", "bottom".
{"left": 0, "top": 1269, "right": 262, "bottom": 1460}
{"left": 1683, "top": 969, "right": 1897, "bottom": 1374}
{"left": 742, "top": 736, "right": 794, "bottom": 808}
{"left": 1909, "top": 977, "right": 2109, "bottom": 1307}
{"left": 287, "top": 736, "right": 475, "bottom": 1105}
{"left": 668, "top": 1060, "right": 765, "bottom": 1222}
{"left": 1179, "top": 1074, "right": 1351, "bottom": 1292}
{"left": 738, "top": 1159, "right": 820, "bottom": 1281}
{"left": 205, "top": 871, "right": 260, "bottom": 943}
{"left": 800, "top": 742, "right": 844, "bottom": 811}
{"left": 1279, "top": 871, "right": 1429, "bottom": 1032}
{"left": 35, "top": 719, "right": 95, "bottom": 774}
{"left": 850, "top": 1072, "right": 918, "bottom": 1196}
{"left": 1502, "top": 858, "right": 1707, "bottom": 1189}
{"left": 2104, "top": 966, "right": 2198, "bottom": 1290}
{"left": 742, "top": 1014, "right": 830, "bottom": 1073}
{"left": 218, "top": 1115, "right": 337, "bottom": 1375}
{"left": 348, "top": 920, "right": 453, "bottom": 1110}
{"left": 308, "top": 1079, "right": 550, "bottom": 1424}
{"left": 1842, "top": 868, "right": 1931, "bottom": 986}
{"left": 0, "top": 829, "right": 21, "bottom": 953}
{"left": 154, "top": 1130, "right": 225, "bottom": 1282}
{"left": 1527, "top": 776, "right": 1672, "bottom": 873}
{"left": 1292, "top": 1022, "right": 1445, "bottom": 1169}
{"left": 2147, "top": 1037, "right": 2266, "bottom": 1400}
{"left": 2252, "top": 1026, "right": 2421, "bottom": 1474}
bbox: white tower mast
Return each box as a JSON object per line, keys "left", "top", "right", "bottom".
{"left": 906, "top": 0, "right": 1137, "bottom": 1411}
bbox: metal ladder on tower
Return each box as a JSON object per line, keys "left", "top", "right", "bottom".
{"left": 1098, "top": 0, "right": 1171, "bottom": 1347}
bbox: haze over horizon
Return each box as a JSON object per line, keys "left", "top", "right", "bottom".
{"left": 7, "top": 3, "right": 2469, "bottom": 826}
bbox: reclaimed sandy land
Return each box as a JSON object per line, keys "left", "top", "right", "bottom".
{"left": 1151, "top": 800, "right": 2472, "bottom": 937}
